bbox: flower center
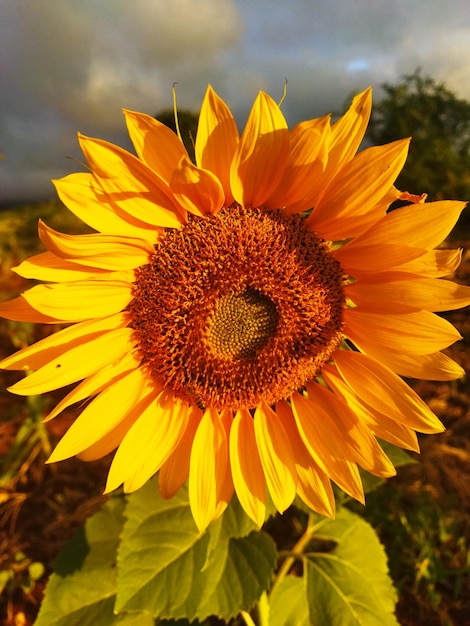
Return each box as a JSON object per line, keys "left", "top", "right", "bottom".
{"left": 207, "top": 288, "right": 279, "bottom": 359}
{"left": 129, "top": 205, "right": 345, "bottom": 410}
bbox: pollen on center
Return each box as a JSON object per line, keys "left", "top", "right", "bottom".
{"left": 207, "top": 288, "right": 279, "bottom": 359}
{"left": 129, "top": 204, "right": 345, "bottom": 410}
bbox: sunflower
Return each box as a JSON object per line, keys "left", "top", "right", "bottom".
{"left": 1, "top": 86, "right": 469, "bottom": 532}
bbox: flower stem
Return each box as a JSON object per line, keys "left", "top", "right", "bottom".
{"left": 270, "top": 512, "right": 318, "bottom": 595}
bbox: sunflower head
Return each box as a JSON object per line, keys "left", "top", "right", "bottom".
{"left": 1, "top": 84, "right": 468, "bottom": 532}
{"left": 130, "top": 205, "right": 345, "bottom": 411}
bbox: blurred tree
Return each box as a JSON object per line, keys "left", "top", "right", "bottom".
{"left": 367, "top": 70, "right": 470, "bottom": 220}
{"left": 155, "top": 108, "right": 199, "bottom": 163}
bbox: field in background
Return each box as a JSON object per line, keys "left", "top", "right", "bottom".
{"left": 0, "top": 200, "right": 469, "bottom": 626}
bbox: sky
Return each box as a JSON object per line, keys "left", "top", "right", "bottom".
{"left": 1, "top": 0, "right": 470, "bottom": 203}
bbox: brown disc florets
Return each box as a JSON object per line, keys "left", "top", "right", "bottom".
{"left": 129, "top": 205, "right": 345, "bottom": 410}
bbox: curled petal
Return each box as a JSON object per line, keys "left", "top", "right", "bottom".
{"left": 78, "top": 134, "right": 186, "bottom": 228}
{"left": 387, "top": 248, "right": 463, "bottom": 278}
{"left": 171, "top": 156, "right": 225, "bottom": 216}
{"left": 53, "top": 173, "right": 161, "bottom": 241}
{"left": 37, "top": 220, "right": 153, "bottom": 270}
{"left": 124, "top": 108, "right": 187, "bottom": 180}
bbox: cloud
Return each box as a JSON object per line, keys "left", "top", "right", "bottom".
{"left": 1, "top": 0, "right": 470, "bottom": 202}
{"left": 0, "top": 0, "right": 243, "bottom": 201}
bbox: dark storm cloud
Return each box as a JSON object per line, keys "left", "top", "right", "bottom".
{"left": 1, "top": 0, "right": 469, "bottom": 202}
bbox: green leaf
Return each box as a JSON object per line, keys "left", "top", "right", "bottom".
{"left": 35, "top": 495, "right": 152, "bottom": 626}
{"left": 305, "top": 508, "right": 399, "bottom": 626}
{"left": 270, "top": 576, "right": 310, "bottom": 626}
{"left": 380, "top": 440, "right": 417, "bottom": 468}
{"left": 116, "top": 477, "right": 277, "bottom": 621}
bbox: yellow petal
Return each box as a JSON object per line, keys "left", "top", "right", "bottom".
{"left": 230, "top": 91, "right": 289, "bottom": 207}
{"left": 290, "top": 390, "right": 364, "bottom": 503}
{"left": 124, "top": 108, "right": 187, "bottom": 181}
{"left": 327, "top": 88, "right": 372, "bottom": 174}
{"left": 345, "top": 340, "right": 465, "bottom": 381}
{"left": 0, "top": 312, "right": 129, "bottom": 371}
{"left": 22, "top": 279, "right": 134, "bottom": 322}
{"left": 37, "top": 220, "right": 153, "bottom": 270}
{"left": 78, "top": 134, "right": 186, "bottom": 228}
{"left": 253, "top": 403, "right": 296, "bottom": 513}
{"left": 214, "top": 408, "right": 235, "bottom": 521}
{"left": 266, "top": 115, "right": 331, "bottom": 211}
{"left": 106, "top": 390, "right": 189, "bottom": 493}
{"left": 346, "top": 275, "right": 470, "bottom": 312}
{"left": 334, "top": 201, "right": 466, "bottom": 274}
{"left": 195, "top": 85, "right": 239, "bottom": 205}
{"left": 77, "top": 408, "right": 142, "bottom": 462}
{"left": 0, "top": 296, "right": 62, "bottom": 324}
{"left": 344, "top": 308, "right": 462, "bottom": 355}
{"left": 13, "top": 252, "right": 110, "bottom": 282}
{"left": 53, "top": 173, "right": 160, "bottom": 241}
{"left": 335, "top": 243, "right": 426, "bottom": 275}
{"left": 388, "top": 248, "right": 463, "bottom": 278}
{"left": 307, "top": 381, "right": 396, "bottom": 478}
{"left": 307, "top": 139, "right": 410, "bottom": 240}
{"left": 8, "top": 327, "right": 134, "bottom": 396}
{"left": 171, "top": 156, "right": 225, "bottom": 216}
{"left": 44, "top": 349, "right": 142, "bottom": 422}
{"left": 47, "top": 367, "right": 149, "bottom": 462}
{"left": 313, "top": 87, "right": 372, "bottom": 197}
{"left": 229, "top": 409, "right": 266, "bottom": 527}
{"left": 322, "top": 364, "right": 419, "bottom": 452}
{"left": 333, "top": 350, "right": 445, "bottom": 434}
{"left": 276, "top": 401, "right": 335, "bottom": 517}
{"left": 123, "top": 396, "right": 191, "bottom": 494}
{"left": 189, "top": 408, "right": 229, "bottom": 533}
{"left": 159, "top": 406, "right": 204, "bottom": 499}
